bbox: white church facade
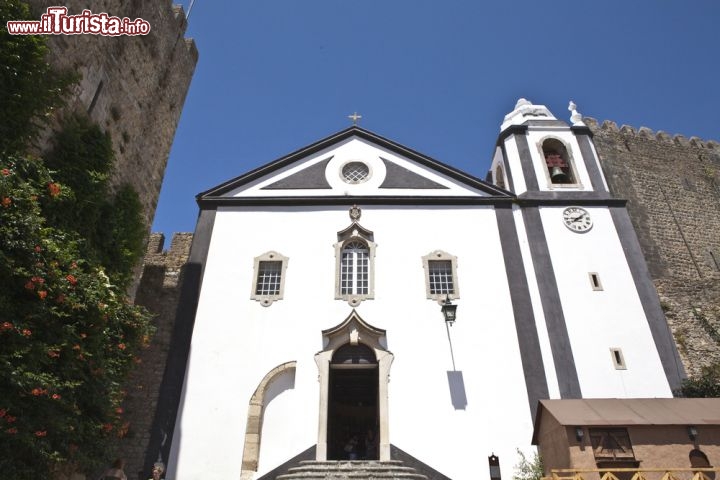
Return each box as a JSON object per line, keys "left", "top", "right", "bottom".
{"left": 162, "top": 100, "right": 684, "bottom": 479}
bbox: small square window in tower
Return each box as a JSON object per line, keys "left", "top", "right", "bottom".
{"left": 542, "top": 138, "right": 576, "bottom": 185}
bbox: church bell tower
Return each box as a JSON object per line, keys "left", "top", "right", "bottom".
{"left": 490, "top": 98, "right": 609, "bottom": 196}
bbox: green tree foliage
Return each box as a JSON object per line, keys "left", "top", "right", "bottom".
{"left": 0, "top": 4, "right": 151, "bottom": 477}
{"left": 679, "top": 363, "right": 720, "bottom": 398}
{"left": 0, "top": 156, "right": 154, "bottom": 479}
{"left": 43, "top": 117, "right": 146, "bottom": 286}
{"left": 513, "top": 449, "right": 544, "bottom": 480}
{"left": 0, "top": 1, "right": 75, "bottom": 157}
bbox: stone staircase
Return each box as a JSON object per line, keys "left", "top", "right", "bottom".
{"left": 275, "top": 460, "right": 430, "bottom": 479}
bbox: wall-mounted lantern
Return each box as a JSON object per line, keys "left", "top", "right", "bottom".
{"left": 441, "top": 294, "right": 457, "bottom": 325}
{"left": 688, "top": 426, "right": 698, "bottom": 442}
{"left": 575, "top": 426, "right": 585, "bottom": 443}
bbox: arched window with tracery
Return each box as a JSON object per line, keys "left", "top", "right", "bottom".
{"left": 340, "top": 241, "right": 369, "bottom": 296}
{"left": 335, "top": 207, "right": 376, "bottom": 305}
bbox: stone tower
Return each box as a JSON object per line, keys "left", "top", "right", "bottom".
{"left": 24, "top": 0, "right": 198, "bottom": 227}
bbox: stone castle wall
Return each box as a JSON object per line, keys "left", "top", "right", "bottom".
{"left": 587, "top": 117, "right": 720, "bottom": 377}
{"left": 25, "top": 0, "right": 198, "bottom": 227}
{"left": 119, "top": 233, "right": 192, "bottom": 480}
{"left": 18, "top": 3, "right": 197, "bottom": 476}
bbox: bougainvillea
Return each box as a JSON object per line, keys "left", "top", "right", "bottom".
{"left": 0, "top": 155, "right": 154, "bottom": 478}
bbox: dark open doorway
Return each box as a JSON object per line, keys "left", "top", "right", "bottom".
{"left": 327, "top": 344, "right": 379, "bottom": 461}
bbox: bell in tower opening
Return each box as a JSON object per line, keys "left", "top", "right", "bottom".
{"left": 542, "top": 138, "right": 575, "bottom": 185}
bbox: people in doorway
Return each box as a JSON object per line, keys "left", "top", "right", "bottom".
{"left": 344, "top": 435, "right": 359, "bottom": 460}
{"left": 364, "top": 429, "right": 377, "bottom": 460}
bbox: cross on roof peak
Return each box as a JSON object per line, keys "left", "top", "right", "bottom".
{"left": 348, "top": 112, "right": 362, "bottom": 125}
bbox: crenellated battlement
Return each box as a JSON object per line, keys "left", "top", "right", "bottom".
{"left": 584, "top": 117, "right": 720, "bottom": 150}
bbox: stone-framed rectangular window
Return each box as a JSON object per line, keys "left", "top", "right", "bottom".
{"left": 429, "top": 260, "right": 454, "bottom": 295}
{"left": 256, "top": 261, "right": 282, "bottom": 295}
{"left": 423, "top": 250, "right": 459, "bottom": 301}
{"left": 251, "top": 251, "right": 288, "bottom": 306}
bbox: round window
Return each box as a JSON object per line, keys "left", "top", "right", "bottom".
{"left": 341, "top": 162, "right": 370, "bottom": 184}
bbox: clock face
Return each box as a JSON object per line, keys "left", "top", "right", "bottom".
{"left": 562, "top": 207, "right": 593, "bottom": 232}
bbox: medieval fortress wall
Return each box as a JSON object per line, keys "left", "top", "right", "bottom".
{"left": 26, "top": 0, "right": 198, "bottom": 227}
{"left": 20, "top": 1, "right": 197, "bottom": 477}
{"left": 125, "top": 233, "right": 193, "bottom": 478}
{"left": 585, "top": 117, "right": 720, "bottom": 377}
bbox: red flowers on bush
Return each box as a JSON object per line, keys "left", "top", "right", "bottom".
{"left": 34, "top": 430, "right": 47, "bottom": 437}
{"left": 47, "top": 182, "right": 61, "bottom": 197}
{"left": 1, "top": 197, "right": 10, "bottom": 208}
{"left": 1, "top": 168, "right": 10, "bottom": 176}
{"left": 66, "top": 274, "right": 77, "bottom": 285}
{"left": 38, "top": 290, "right": 47, "bottom": 300}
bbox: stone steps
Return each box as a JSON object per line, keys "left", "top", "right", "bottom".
{"left": 275, "top": 460, "right": 430, "bottom": 480}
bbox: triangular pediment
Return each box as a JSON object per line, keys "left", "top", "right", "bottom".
{"left": 198, "top": 127, "right": 510, "bottom": 203}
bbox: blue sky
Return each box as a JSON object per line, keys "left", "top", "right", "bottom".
{"left": 152, "top": 0, "right": 720, "bottom": 236}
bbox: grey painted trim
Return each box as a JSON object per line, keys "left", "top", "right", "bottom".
{"left": 524, "top": 120, "right": 569, "bottom": 127}
{"left": 379, "top": 158, "right": 448, "bottom": 189}
{"left": 519, "top": 191, "right": 616, "bottom": 201}
{"left": 516, "top": 134, "right": 539, "bottom": 191}
{"left": 201, "top": 126, "right": 510, "bottom": 198}
{"left": 391, "top": 444, "right": 453, "bottom": 480}
{"left": 570, "top": 125, "right": 594, "bottom": 137}
{"left": 497, "top": 124, "right": 528, "bottom": 145}
{"left": 143, "top": 208, "right": 217, "bottom": 477}
{"left": 575, "top": 134, "right": 606, "bottom": 192}
{"left": 495, "top": 204, "right": 549, "bottom": 419}
{"left": 198, "top": 195, "right": 627, "bottom": 208}
{"left": 500, "top": 142, "right": 516, "bottom": 192}
{"left": 609, "top": 206, "right": 686, "bottom": 391}
{"left": 261, "top": 157, "right": 332, "bottom": 189}
{"left": 522, "top": 207, "right": 582, "bottom": 399}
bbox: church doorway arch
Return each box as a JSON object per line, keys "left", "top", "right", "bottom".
{"left": 315, "top": 310, "right": 393, "bottom": 461}
{"left": 328, "top": 344, "right": 379, "bottom": 460}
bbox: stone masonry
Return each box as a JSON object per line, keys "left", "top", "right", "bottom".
{"left": 25, "top": 0, "right": 198, "bottom": 228}
{"left": 587, "top": 117, "right": 720, "bottom": 377}
{"left": 118, "top": 233, "right": 192, "bottom": 480}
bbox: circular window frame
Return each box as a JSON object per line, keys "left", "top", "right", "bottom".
{"left": 340, "top": 161, "right": 372, "bottom": 184}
